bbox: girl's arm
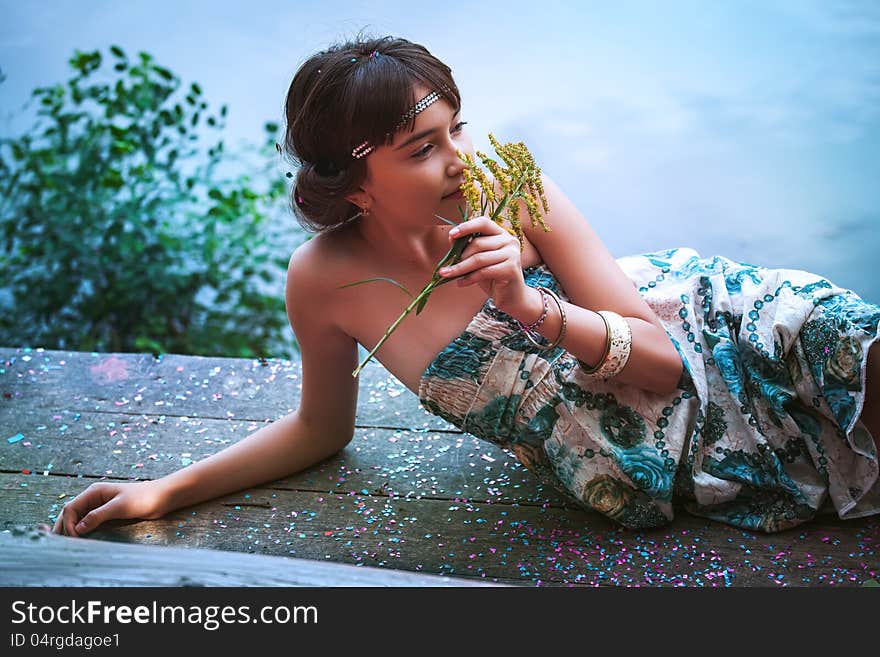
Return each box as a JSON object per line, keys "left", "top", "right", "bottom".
{"left": 53, "top": 409, "right": 352, "bottom": 536}
{"left": 55, "top": 240, "right": 360, "bottom": 536}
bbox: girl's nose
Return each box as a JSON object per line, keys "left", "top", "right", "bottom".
{"left": 447, "top": 152, "right": 466, "bottom": 176}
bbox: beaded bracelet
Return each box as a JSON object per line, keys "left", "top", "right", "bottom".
{"left": 515, "top": 287, "right": 549, "bottom": 333}
{"left": 521, "top": 286, "right": 566, "bottom": 350}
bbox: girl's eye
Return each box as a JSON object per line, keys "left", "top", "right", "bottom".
{"left": 413, "top": 121, "right": 468, "bottom": 158}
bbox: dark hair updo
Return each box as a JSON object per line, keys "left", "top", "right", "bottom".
{"left": 282, "top": 34, "right": 461, "bottom": 233}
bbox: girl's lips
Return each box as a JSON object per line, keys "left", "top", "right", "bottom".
{"left": 443, "top": 189, "right": 464, "bottom": 199}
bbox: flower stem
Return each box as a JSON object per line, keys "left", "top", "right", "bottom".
{"left": 351, "top": 278, "right": 438, "bottom": 378}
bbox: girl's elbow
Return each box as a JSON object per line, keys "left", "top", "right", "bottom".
{"left": 660, "top": 353, "right": 685, "bottom": 395}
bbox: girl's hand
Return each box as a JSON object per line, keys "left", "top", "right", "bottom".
{"left": 439, "top": 215, "right": 533, "bottom": 315}
{"left": 52, "top": 480, "right": 167, "bottom": 537}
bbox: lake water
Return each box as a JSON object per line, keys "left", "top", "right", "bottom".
{"left": 2, "top": 0, "right": 878, "bottom": 308}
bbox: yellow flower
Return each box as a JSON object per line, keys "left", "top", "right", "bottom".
{"left": 459, "top": 160, "right": 482, "bottom": 217}
{"left": 476, "top": 150, "right": 508, "bottom": 201}
{"left": 462, "top": 137, "right": 552, "bottom": 246}
{"left": 471, "top": 163, "right": 496, "bottom": 206}
{"left": 505, "top": 203, "right": 524, "bottom": 252}
{"left": 488, "top": 133, "right": 516, "bottom": 172}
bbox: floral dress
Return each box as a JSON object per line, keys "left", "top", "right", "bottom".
{"left": 417, "top": 247, "right": 880, "bottom": 532}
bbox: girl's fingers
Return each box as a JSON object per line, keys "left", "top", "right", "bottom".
{"left": 458, "top": 262, "right": 512, "bottom": 286}
{"left": 448, "top": 251, "right": 507, "bottom": 280}
{"left": 459, "top": 234, "right": 507, "bottom": 260}
{"left": 55, "top": 484, "right": 115, "bottom": 537}
{"left": 63, "top": 503, "right": 80, "bottom": 537}
{"left": 449, "top": 215, "right": 504, "bottom": 240}
{"left": 441, "top": 237, "right": 510, "bottom": 279}
{"left": 74, "top": 498, "right": 121, "bottom": 535}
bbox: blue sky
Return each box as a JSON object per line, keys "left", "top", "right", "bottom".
{"left": 2, "top": 0, "right": 878, "bottom": 301}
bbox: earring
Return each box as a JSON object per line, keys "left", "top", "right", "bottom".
{"left": 361, "top": 205, "right": 371, "bottom": 217}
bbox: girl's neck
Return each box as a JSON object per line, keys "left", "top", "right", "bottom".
{"left": 355, "top": 215, "right": 451, "bottom": 273}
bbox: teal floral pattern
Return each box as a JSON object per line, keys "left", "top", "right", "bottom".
{"left": 417, "top": 248, "right": 880, "bottom": 532}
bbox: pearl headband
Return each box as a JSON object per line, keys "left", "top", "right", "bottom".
{"left": 351, "top": 85, "right": 451, "bottom": 160}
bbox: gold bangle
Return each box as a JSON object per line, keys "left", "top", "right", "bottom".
{"left": 577, "top": 310, "right": 612, "bottom": 373}
{"left": 522, "top": 286, "right": 566, "bottom": 350}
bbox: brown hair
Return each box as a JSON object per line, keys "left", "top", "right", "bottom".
{"left": 282, "top": 34, "right": 461, "bottom": 233}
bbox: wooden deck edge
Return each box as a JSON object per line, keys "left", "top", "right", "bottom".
{"left": 0, "top": 526, "right": 506, "bottom": 587}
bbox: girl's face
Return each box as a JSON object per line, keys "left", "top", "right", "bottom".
{"left": 353, "top": 84, "right": 474, "bottom": 227}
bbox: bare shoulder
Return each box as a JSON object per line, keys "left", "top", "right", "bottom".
{"left": 287, "top": 228, "right": 348, "bottom": 279}
{"left": 286, "top": 227, "right": 356, "bottom": 305}
{"left": 285, "top": 230, "right": 353, "bottom": 336}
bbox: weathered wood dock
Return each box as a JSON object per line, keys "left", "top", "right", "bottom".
{"left": 1, "top": 347, "right": 877, "bottom": 586}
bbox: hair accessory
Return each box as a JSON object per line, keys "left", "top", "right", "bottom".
{"left": 391, "top": 88, "right": 446, "bottom": 132}
{"left": 578, "top": 310, "right": 632, "bottom": 380}
{"left": 350, "top": 85, "right": 452, "bottom": 160}
{"left": 521, "top": 286, "right": 566, "bottom": 350}
{"left": 369, "top": 50, "right": 380, "bottom": 60}
{"left": 352, "top": 140, "right": 374, "bottom": 160}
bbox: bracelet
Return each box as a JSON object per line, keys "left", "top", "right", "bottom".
{"left": 578, "top": 310, "right": 632, "bottom": 380}
{"left": 521, "top": 286, "right": 566, "bottom": 350}
{"left": 577, "top": 311, "right": 612, "bottom": 374}
{"left": 515, "top": 287, "right": 549, "bottom": 333}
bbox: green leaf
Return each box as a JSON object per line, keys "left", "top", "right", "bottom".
{"left": 337, "top": 277, "right": 414, "bottom": 299}
{"left": 111, "top": 139, "right": 135, "bottom": 154}
{"left": 432, "top": 213, "right": 460, "bottom": 227}
{"left": 110, "top": 45, "right": 126, "bottom": 59}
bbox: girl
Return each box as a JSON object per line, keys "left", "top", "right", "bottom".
{"left": 55, "top": 35, "right": 880, "bottom": 536}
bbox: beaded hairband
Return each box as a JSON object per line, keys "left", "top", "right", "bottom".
{"left": 351, "top": 85, "right": 452, "bottom": 160}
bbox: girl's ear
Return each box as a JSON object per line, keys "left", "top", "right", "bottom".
{"left": 345, "top": 189, "right": 370, "bottom": 208}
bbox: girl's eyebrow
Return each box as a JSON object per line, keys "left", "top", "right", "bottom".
{"left": 394, "top": 108, "right": 461, "bottom": 151}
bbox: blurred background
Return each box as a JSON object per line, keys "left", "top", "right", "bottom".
{"left": 1, "top": 0, "right": 878, "bottom": 359}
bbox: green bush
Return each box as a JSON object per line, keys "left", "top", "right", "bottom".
{"left": 0, "top": 46, "right": 301, "bottom": 359}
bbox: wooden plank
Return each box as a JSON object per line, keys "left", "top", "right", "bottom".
{"left": 0, "top": 348, "right": 446, "bottom": 429}
{"left": 4, "top": 347, "right": 878, "bottom": 587}
{"left": 0, "top": 407, "right": 569, "bottom": 506}
{"left": 0, "top": 526, "right": 497, "bottom": 587}
{"left": 3, "top": 472, "right": 877, "bottom": 587}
